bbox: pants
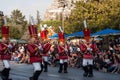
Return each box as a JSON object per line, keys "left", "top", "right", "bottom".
{"left": 33, "top": 63, "right": 42, "bottom": 71}
{"left": 43, "top": 56, "right": 48, "bottom": 62}
{"left": 1, "top": 60, "right": 11, "bottom": 80}
{"left": 43, "top": 56, "right": 48, "bottom": 72}
{"left": 30, "top": 62, "right": 43, "bottom": 80}
{"left": 58, "top": 59, "right": 68, "bottom": 73}
{"left": 82, "top": 59, "right": 93, "bottom": 66}
{"left": 82, "top": 58, "right": 93, "bottom": 77}
{"left": 3, "top": 60, "right": 10, "bottom": 68}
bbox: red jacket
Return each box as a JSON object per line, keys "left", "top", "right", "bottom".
{"left": 42, "top": 43, "right": 51, "bottom": 56}
{"left": 0, "top": 43, "right": 12, "bottom": 60}
{"left": 27, "top": 44, "right": 42, "bottom": 63}
{"left": 83, "top": 52, "right": 93, "bottom": 59}
{"left": 40, "top": 30, "right": 48, "bottom": 40}
{"left": 90, "top": 43, "right": 98, "bottom": 53}
{"left": 58, "top": 45, "right": 68, "bottom": 59}
{"left": 79, "top": 43, "right": 93, "bottom": 59}
{"left": 79, "top": 43, "right": 87, "bottom": 53}
{"left": 83, "top": 44, "right": 93, "bottom": 59}
{"left": 58, "top": 32, "right": 64, "bottom": 42}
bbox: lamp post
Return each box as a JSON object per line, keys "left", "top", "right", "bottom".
{"left": 58, "top": 0, "right": 66, "bottom": 32}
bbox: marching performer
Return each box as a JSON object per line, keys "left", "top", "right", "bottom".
{"left": 42, "top": 40, "right": 51, "bottom": 72}
{"left": 40, "top": 24, "right": 51, "bottom": 72}
{"left": 27, "top": 16, "right": 43, "bottom": 80}
{"left": 57, "top": 26, "right": 68, "bottom": 73}
{"left": 81, "top": 20, "right": 95, "bottom": 77}
{"left": 40, "top": 24, "right": 48, "bottom": 40}
{"left": 0, "top": 16, "right": 13, "bottom": 80}
{"left": 82, "top": 41, "right": 94, "bottom": 77}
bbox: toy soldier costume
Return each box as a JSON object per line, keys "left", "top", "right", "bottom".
{"left": 57, "top": 26, "right": 68, "bottom": 73}
{"left": 82, "top": 20, "right": 94, "bottom": 77}
{"left": 42, "top": 40, "right": 51, "bottom": 72}
{"left": 26, "top": 17, "right": 43, "bottom": 80}
{"left": 0, "top": 14, "right": 13, "bottom": 80}
{"left": 40, "top": 24, "right": 51, "bottom": 72}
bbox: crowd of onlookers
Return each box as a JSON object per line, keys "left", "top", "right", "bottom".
{"left": 11, "top": 36, "right": 120, "bottom": 74}
{"left": 93, "top": 37, "right": 120, "bottom": 74}
{"left": 11, "top": 43, "right": 29, "bottom": 64}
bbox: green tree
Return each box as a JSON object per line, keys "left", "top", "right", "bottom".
{"left": 0, "top": 13, "right": 4, "bottom": 38}
{"left": 0, "top": 11, "right": 4, "bottom": 28}
{"left": 10, "top": 9, "right": 27, "bottom": 26}
{"left": 9, "top": 9, "right": 27, "bottom": 39}
{"left": 66, "top": 0, "right": 120, "bottom": 33}
{"left": 10, "top": 26, "right": 21, "bottom": 39}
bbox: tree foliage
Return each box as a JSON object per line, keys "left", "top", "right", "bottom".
{"left": 10, "top": 9, "right": 27, "bottom": 26}
{"left": 65, "top": 0, "right": 120, "bottom": 34}
{"left": 8, "top": 9, "right": 27, "bottom": 39}
{"left": 0, "top": 15, "right": 4, "bottom": 28}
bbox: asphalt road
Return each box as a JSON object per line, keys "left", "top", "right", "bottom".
{"left": 0, "top": 61, "right": 120, "bottom": 80}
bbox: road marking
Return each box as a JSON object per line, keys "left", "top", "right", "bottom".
{"left": 48, "top": 74, "right": 60, "bottom": 77}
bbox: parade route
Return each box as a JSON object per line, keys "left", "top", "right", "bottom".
{"left": 0, "top": 61, "right": 120, "bottom": 80}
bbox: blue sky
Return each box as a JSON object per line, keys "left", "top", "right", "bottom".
{"left": 0, "top": 0, "right": 54, "bottom": 20}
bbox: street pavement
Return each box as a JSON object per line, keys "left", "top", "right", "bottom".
{"left": 0, "top": 61, "right": 120, "bottom": 80}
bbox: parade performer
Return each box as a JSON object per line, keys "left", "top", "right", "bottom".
{"left": 81, "top": 20, "right": 94, "bottom": 77}
{"left": 27, "top": 16, "right": 43, "bottom": 80}
{"left": 40, "top": 24, "right": 48, "bottom": 40}
{"left": 42, "top": 39, "right": 51, "bottom": 72}
{"left": 57, "top": 26, "right": 68, "bottom": 73}
{"left": 0, "top": 16, "right": 13, "bottom": 80}
{"left": 82, "top": 41, "right": 94, "bottom": 77}
{"left": 40, "top": 24, "right": 51, "bottom": 72}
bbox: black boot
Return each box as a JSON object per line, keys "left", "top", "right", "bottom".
{"left": 64, "top": 62, "right": 68, "bottom": 73}
{"left": 1, "top": 68, "right": 6, "bottom": 80}
{"left": 41, "top": 63, "right": 43, "bottom": 72}
{"left": 88, "top": 65, "right": 93, "bottom": 77}
{"left": 58, "top": 63, "right": 63, "bottom": 73}
{"left": 83, "top": 66, "right": 88, "bottom": 77}
{"left": 44, "top": 61, "right": 48, "bottom": 72}
{"left": 1, "top": 68, "right": 12, "bottom": 80}
{"left": 29, "top": 70, "right": 42, "bottom": 80}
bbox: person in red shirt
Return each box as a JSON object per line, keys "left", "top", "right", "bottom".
{"left": 0, "top": 14, "right": 13, "bottom": 80}
{"left": 82, "top": 24, "right": 95, "bottom": 77}
{"left": 40, "top": 24, "right": 52, "bottom": 72}
{"left": 27, "top": 37, "right": 43, "bottom": 80}
{"left": 58, "top": 42, "right": 68, "bottom": 73}
{"left": 27, "top": 20, "right": 43, "bottom": 80}
{"left": 81, "top": 40, "right": 98, "bottom": 77}
{"left": 82, "top": 41, "right": 93, "bottom": 77}
{"left": 57, "top": 26, "right": 68, "bottom": 73}
{"left": 0, "top": 38, "right": 13, "bottom": 80}
{"left": 42, "top": 40, "right": 51, "bottom": 72}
